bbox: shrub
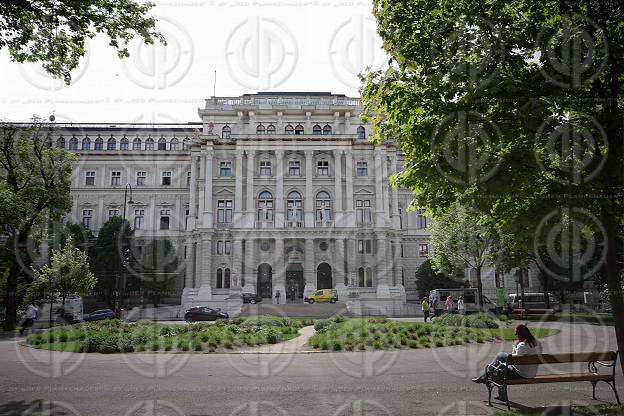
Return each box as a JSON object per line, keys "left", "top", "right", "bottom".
{"left": 373, "top": 340, "right": 383, "bottom": 349}
{"left": 344, "top": 343, "right": 354, "bottom": 351}
{"left": 98, "top": 335, "right": 121, "bottom": 353}
{"left": 265, "top": 329, "right": 279, "bottom": 344}
{"left": 320, "top": 340, "right": 329, "bottom": 350}
{"left": 332, "top": 340, "right": 342, "bottom": 351}
{"left": 408, "top": 340, "right": 418, "bottom": 348}
{"left": 223, "top": 340, "right": 233, "bottom": 349}
{"left": 314, "top": 319, "right": 336, "bottom": 332}
{"left": 433, "top": 313, "right": 498, "bottom": 329}
{"left": 434, "top": 340, "right": 444, "bottom": 347}
{"left": 194, "top": 340, "right": 203, "bottom": 351}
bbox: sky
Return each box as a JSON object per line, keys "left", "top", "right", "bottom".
{"left": 0, "top": 0, "right": 387, "bottom": 123}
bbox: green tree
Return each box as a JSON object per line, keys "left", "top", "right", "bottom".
{"left": 90, "top": 216, "right": 134, "bottom": 308}
{"left": 137, "top": 239, "right": 179, "bottom": 308}
{"left": 49, "top": 221, "right": 93, "bottom": 252}
{"left": 429, "top": 204, "right": 495, "bottom": 307}
{"left": 415, "top": 258, "right": 465, "bottom": 299}
{"left": 0, "top": 0, "right": 164, "bottom": 83}
{"left": 0, "top": 120, "right": 75, "bottom": 330}
{"left": 363, "top": 0, "right": 624, "bottom": 372}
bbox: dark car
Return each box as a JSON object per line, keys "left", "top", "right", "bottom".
{"left": 184, "top": 306, "right": 229, "bottom": 322}
{"left": 83, "top": 309, "right": 115, "bottom": 322}
{"left": 241, "top": 292, "right": 262, "bottom": 304}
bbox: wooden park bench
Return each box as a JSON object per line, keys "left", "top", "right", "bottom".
{"left": 484, "top": 351, "right": 621, "bottom": 409}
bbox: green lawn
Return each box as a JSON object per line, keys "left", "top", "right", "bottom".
{"left": 308, "top": 315, "right": 560, "bottom": 351}
{"left": 495, "top": 404, "right": 624, "bottom": 415}
{"left": 25, "top": 315, "right": 305, "bottom": 353}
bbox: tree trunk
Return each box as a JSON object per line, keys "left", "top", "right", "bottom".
{"left": 49, "top": 299, "right": 53, "bottom": 329}
{"left": 475, "top": 265, "right": 483, "bottom": 310}
{"left": 519, "top": 267, "right": 526, "bottom": 314}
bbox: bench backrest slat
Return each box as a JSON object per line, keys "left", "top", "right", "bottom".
{"left": 509, "top": 351, "right": 617, "bottom": 365}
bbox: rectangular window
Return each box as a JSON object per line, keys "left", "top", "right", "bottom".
{"left": 136, "top": 171, "right": 146, "bottom": 186}
{"left": 356, "top": 161, "right": 368, "bottom": 177}
{"left": 288, "top": 160, "right": 300, "bottom": 176}
{"left": 356, "top": 200, "right": 372, "bottom": 224}
{"left": 159, "top": 209, "right": 170, "bottom": 230}
{"left": 259, "top": 160, "right": 271, "bottom": 176}
{"left": 317, "top": 160, "right": 329, "bottom": 176}
{"left": 145, "top": 140, "right": 154, "bottom": 150}
{"left": 158, "top": 140, "right": 167, "bottom": 151}
{"left": 495, "top": 271, "right": 504, "bottom": 288}
{"left": 219, "top": 161, "right": 232, "bottom": 177}
{"left": 217, "top": 240, "right": 224, "bottom": 255}
{"left": 85, "top": 171, "right": 96, "bottom": 186}
{"left": 134, "top": 209, "right": 144, "bottom": 229}
{"left": 161, "top": 171, "right": 172, "bottom": 186}
{"left": 358, "top": 240, "right": 364, "bottom": 253}
{"left": 217, "top": 199, "right": 233, "bottom": 223}
{"left": 82, "top": 209, "right": 93, "bottom": 229}
{"left": 224, "top": 240, "right": 231, "bottom": 254}
{"left": 216, "top": 240, "right": 232, "bottom": 255}
{"left": 108, "top": 209, "right": 120, "bottom": 219}
{"left": 110, "top": 171, "right": 121, "bottom": 186}
{"left": 417, "top": 208, "right": 427, "bottom": 229}
{"left": 186, "top": 171, "right": 191, "bottom": 186}
{"left": 365, "top": 240, "right": 372, "bottom": 254}
{"left": 419, "top": 243, "right": 429, "bottom": 257}
{"left": 120, "top": 140, "right": 129, "bottom": 150}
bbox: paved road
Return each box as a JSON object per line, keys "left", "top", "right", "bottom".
{"left": 0, "top": 322, "right": 621, "bottom": 416}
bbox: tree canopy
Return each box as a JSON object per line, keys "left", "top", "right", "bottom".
{"left": 415, "top": 258, "right": 466, "bottom": 299}
{"left": 0, "top": 0, "right": 164, "bottom": 83}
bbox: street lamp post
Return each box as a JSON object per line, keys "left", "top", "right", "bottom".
{"left": 115, "top": 184, "right": 134, "bottom": 316}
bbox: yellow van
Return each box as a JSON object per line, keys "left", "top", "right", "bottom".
{"left": 305, "top": 289, "right": 338, "bottom": 304}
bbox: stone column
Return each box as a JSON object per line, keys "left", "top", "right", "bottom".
{"left": 334, "top": 238, "right": 345, "bottom": 289}
{"left": 382, "top": 154, "right": 390, "bottom": 226}
{"left": 390, "top": 155, "right": 400, "bottom": 229}
{"left": 304, "top": 150, "right": 314, "bottom": 227}
{"left": 188, "top": 155, "right": 198, "bottom": 228}
{"left": 376, "top": 233, "right": 391, "bottom": 297}
{"left": 246, "top": 150, "right": 255, "bottom": 227}
{"left": 374, "top": 147, "right": 385, "bottom": 226}
{"left": 393, "top": 239, "right": 403, "bottom": 287}
{"left": 234, "top": 151, "right": 244, "bottom": 226}
{"left": 184, "top": 237, "right": 195, "bottom": 288}
{"left": 346, "top": 239, "right": 356, "bottom": 287}
{"left": 234, "top": 239, "right": 247, "bottom": 292}
{"left": 243, "top": 239, "right": 255, "bottom": 293}
{"left": 303, "top": 238, "right": 316, "bottom": 296}
{"left": 200, "top": 237, "right": 213, "bottom": 287}
{"left": 333, "top": 149, "right": 343, "bottom": 226}
{"left": 203, "top": 151, "right": 214, "bottom": 229}
{"left": 275, "top": 150, "right": 285, "bottom": 227}
{"left": 345, "top": 151, "right": 354, "bottom": 227}
{"left": 273, "top": 238, "right": 286, "bottom": 303}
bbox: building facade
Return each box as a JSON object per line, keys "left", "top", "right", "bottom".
{"left": 57, "top": 92, "right": 434, "bottom": 305}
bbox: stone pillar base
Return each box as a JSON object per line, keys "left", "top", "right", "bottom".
{"left": 376, "top": 284, "right": 391, "bottom": 298}
{"left": 197, "top": 285, "right": 212, "bottom": 301}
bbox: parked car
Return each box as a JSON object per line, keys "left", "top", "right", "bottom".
{"left": 507, "top": 293, "right": 560, "bottom": 311}
{"left": 184, "top": 306, "right": 229, "bottom": 322}
{"left": 83, "top": 309, "right": 115, "bottom": 322}
{"left": 241, "top": 292, "right": 262, "bottom": 304}
{"left": 305, "top": 289, "right": 338, "bottom": 304}
{"left": 428, "top": 288, "right": 498, "bottom": 315}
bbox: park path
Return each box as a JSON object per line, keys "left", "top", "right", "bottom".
{"left": 233, "top": 325, "right": 317, "bottom": 354}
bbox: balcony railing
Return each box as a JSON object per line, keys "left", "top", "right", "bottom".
{"left": 287, "top": 221, "right": 303, "bottom": 228}
{"left": 255, "top": 221, "right": 274, "bottom": 229}
{"left": 215, "top": 222, "right": 232, "bottom": 229}
{"left": 210, "top": 96, "right": 361, "bottom": 107}
{"left": 315, "top": 220, "right": 334, "bottom": 228}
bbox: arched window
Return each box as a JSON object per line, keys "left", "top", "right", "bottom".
{"left": 183, "top": 138, "right": 190, "bottom": 150}
{"left": 145, "top": 137, "right": 154, "bottom": 150}
{"left": 315, "top": 191, "right": 332, "bottom": 222}
{"left": 107, "top": 137, "right": 116, "bottom": 150}
{"left": 357, "top": 126, "right": 366, "bottom": 139}
{"left": 217, "top": 268, "right": 223, "bottom": 288}
{"left": 170, "top": 138, "right": 179, "bottom": 150}
{"left": 366, "top": 267, "right": 373, "bottom": 287}
{"left": 222, "top": 125, "right": 231, "bottom": 139}
{"left": 322, "top": 124, "right": 332, "bottom": 135}
{"left": 69, "top": 137, "right": 78, "bottom": 150}
{"left": 120, "top": 137, "right": 129, "bottom": 150}
{"left": 82, "top": 137, "right": 91, "bottom": 150}
{"left": 94, "top": 136, "right": 103, "bottom": 150}
{"left": 286, "top": 191, "right": 302, "bottom": 224}
{"left": 224, "top": 268, "right": 231, "bottom": 288}
{"left": 56, "top": 137, "right": 65, "bottom": 149}
{"left": 312, "top": 124, "right": 322, "bottom": 135}
{"left": 256, "top": 124, "right": 265, "bottom": 135}
{"left": 358, "top": 267, "right": 365, "bottom": 287}
{"left": 285, "top": 124, "right": 294, "bottom": 135}
{"left": 132, "top": 137, "right": 141, "bottom": 150}
{"left": 257, "top": 191, "right": 273, "bottom": 224}
{"left": 294, "top": 124, "right": 304, "bottom": 135}
{"left": 158, "top": 137, "right": 167, "bottom": 150}
{"left": 267, "top": 124, "right": 276, "bottom": 135}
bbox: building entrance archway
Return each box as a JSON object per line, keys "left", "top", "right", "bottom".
{"left": 257, "top": 263, "right": 272, "bottom": 298}
{"left": 286, "top": 263, "right": 304, "bottom": 303}
{"left": 317, "top": 262, "right": 332, "bottom": 289}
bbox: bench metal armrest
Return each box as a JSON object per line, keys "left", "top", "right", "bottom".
{"left": 588, "top": 351, "right": 619, "bottom": 380}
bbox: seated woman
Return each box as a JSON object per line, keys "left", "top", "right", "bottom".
{"left": 472, "top": 324, "right": 540, "bottom": 401}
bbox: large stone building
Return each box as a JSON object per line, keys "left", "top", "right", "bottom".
{"left": 57, "top": 92, "right": 436, "bottom": 307}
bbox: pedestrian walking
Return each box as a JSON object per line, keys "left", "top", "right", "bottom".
{"left": 457, "top": 295, "right": 466, "bottom": 315}
{"left": 421, "top": 298, "right": 430, "bottom": 322}
{"left": 445, "top": 295, "right": 454, "bottom": 313}
{"left": 20, "top": 303, "right": 38, "bottom": 335}
{"left": 275, "top": 290, "right": 281, "bottom": 305}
